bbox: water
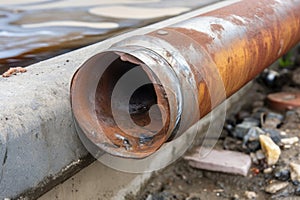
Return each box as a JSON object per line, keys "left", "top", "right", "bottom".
{"left": 0, "top": 0, "right": 219, "bottom": 73}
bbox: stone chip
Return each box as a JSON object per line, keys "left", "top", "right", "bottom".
{"left": 290, "top": 162, "right": 300, "bottom": 183}
{"left": 265, "top": 181, "right": 289, "bottom": 194}
{"left": 259, "top": 135, "right": 281, "bottom": 165}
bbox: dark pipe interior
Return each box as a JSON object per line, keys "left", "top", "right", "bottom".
{"left": 94, "top": 53, "right": 169, "bottom": 155}
{"left": 129, "top": 84, "right": 157, "bottom": 127}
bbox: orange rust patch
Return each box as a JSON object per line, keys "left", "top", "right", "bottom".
{"left": 210, "top": 23, "right": 224, "bottom": 32}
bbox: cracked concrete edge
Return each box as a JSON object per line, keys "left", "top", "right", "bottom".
{"left": 0, "top": 1, "right": 249, "bottom": 199}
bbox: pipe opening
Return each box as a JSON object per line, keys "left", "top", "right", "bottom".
{"left": 94, "top": 52, "right": 170, "bottom": 157}
{"left": 129, "top": 83, "right": 157, "bottom": 127}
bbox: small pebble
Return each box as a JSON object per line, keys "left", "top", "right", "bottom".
{"left": 246, "top": 141, "right": 261, "bottom": 152}
{"left": 281, "top": 137, "right": 299, "bottom": 145}
{"left": 265, "top": 181, "right": 289, "bottom": 194}
{"left": 292, "top": 68, "right": 300, "bottom": 85}
{"left": 290, "top": 163, "right": 300, "bottom": 183}
{"left": 295, "top": 186, "right": 300, "bottom": 196}
{"left": 264, "top": 167, "right": 273, "bottom": 174}
{"left": 284, "top": 145, "right": 292, "bottom": 149}
{"left": 146, "top": 194, "right": 153, "bottom": 200}
{"left": 259, "top": 135, "right": 281, "bottom": 165}
{"left": 262, "top": 112, "right": 283, "bottom": 129}
{"left": 244, "top": 191, "right": 257, "bottom": 199}
{"left": 256, "top": 150, "right": 265, "bottom": 160}
{"left": 213, "top": 189, "right": 224, "bottom": 193}
{"left": 274, "top": 168, "right": 290, "bottom": 181}
{"left": 232, "top": 194, "right": 240, "bottom": 200}
{"left": 233, "top": 121, "right": 259, "bottom": 139}
{"left": 250, "top": 152, "right": 258, "bottom": 164}
{"left": 280, "top": 131, "right": 287, "bottom": 136}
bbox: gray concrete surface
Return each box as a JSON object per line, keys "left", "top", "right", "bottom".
{"left": 0, "top": 0, "right": 248, "bottom": 198}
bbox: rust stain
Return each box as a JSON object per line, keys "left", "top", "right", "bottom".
{"left": 210, "top": 23, "right": 224, "bottom": 39}
{"left": 210, "top": 23, "right": 224, "bottom": 32}
{"left": 164, "top": 27, "right": 214, "bottom": 51}
{"left": 71, "top": 0, "right": 300, "bottom": 158}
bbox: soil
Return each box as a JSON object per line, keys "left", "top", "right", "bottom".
{"left": 131, "top": 46, "right": 300, "bottom": 200}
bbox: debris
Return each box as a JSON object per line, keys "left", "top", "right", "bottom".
{"left": 290, "top": 163, "right": 300, "bottom": 183}
{"left": 259, "top": 135, "right": 281, "bottom": 165}
{"left": 244, "top": 127, "right": 264, "bottom": 142}
{"left": 292, "top": 67, "right": 300, "bottom": 85}
{"left": 146, "top": 194, "right": 153, "bottom": 200}
{"left": 295, "top": 186, "right": 300, "bottom": 196}
{"left": 184, "top": 148, "right": 251, "bottom": 176}
{"left": 265, "top": 181, "right": 289, "bottom": 194}
{"left": 263, "top": 128, "right": 282, "bottom": 145}
{"left": 244, "top": 191, "right": 257, "bottom": 199}
{"left": 233, "top": 120, "right": 259, "bottom": 139}
{"left": 262, "top": 112, "right": 284, "bottom": 129}
{"left": 251, "top": 167, "right": 260, "bottom": 176}
{"left": 259, "top": 69, "right": 280, "bottom": 88}
{"left": 280, "top": 131, "right": 287, "bottom": 136}
{"left": 243, "top": 127, "right": 264, "bottom": 152}
{"left": 263, "top": 167, "right": 273, "bottom": 174}
{"left": 2, "top": 67, "right": 27, "bottom": 77}
{"left": 250, "top": 151, "right": 265, "bottom": 168}
{"left": 281, "top": 137, "right": 299, "bottom": 145}
{"left": 213, "top": 189, "right": 224, "bottom": 193}
{"left": 256, "top": 150, "right": 266, "bottom": 160}
{"left": 274, "top": 168, "right": 290, "bottom": 181}
{"left": 246, "top": 141, "right": 261, "bottom": 153}
{"left": 232, "top": 194, "right": 240, "bottom": 200}
{"left": 250, "top": 152, "right": 258, "bottom": 164}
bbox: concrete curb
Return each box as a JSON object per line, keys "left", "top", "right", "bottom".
{"left": 0, "top": 1, "right": 251, "bottom": 198}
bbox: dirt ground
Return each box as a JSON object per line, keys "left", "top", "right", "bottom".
{"left": 131, "top": 47, "right": 300, "bottom": 200}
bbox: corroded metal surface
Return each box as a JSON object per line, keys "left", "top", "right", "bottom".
{"left": 71, "top": 0, "right": 300, "bottom": 158}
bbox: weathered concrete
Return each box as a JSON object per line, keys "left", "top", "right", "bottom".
{"left": 0, "top": 0, "right": 252, "bottom": 198}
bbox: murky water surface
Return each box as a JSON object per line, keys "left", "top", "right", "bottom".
{"left": 0, "top": 0, "right": 219, "bottom": 73}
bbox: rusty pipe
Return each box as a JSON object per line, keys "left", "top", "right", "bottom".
{"left": 71, "top": 0, "right": 300, "bottom": 159}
